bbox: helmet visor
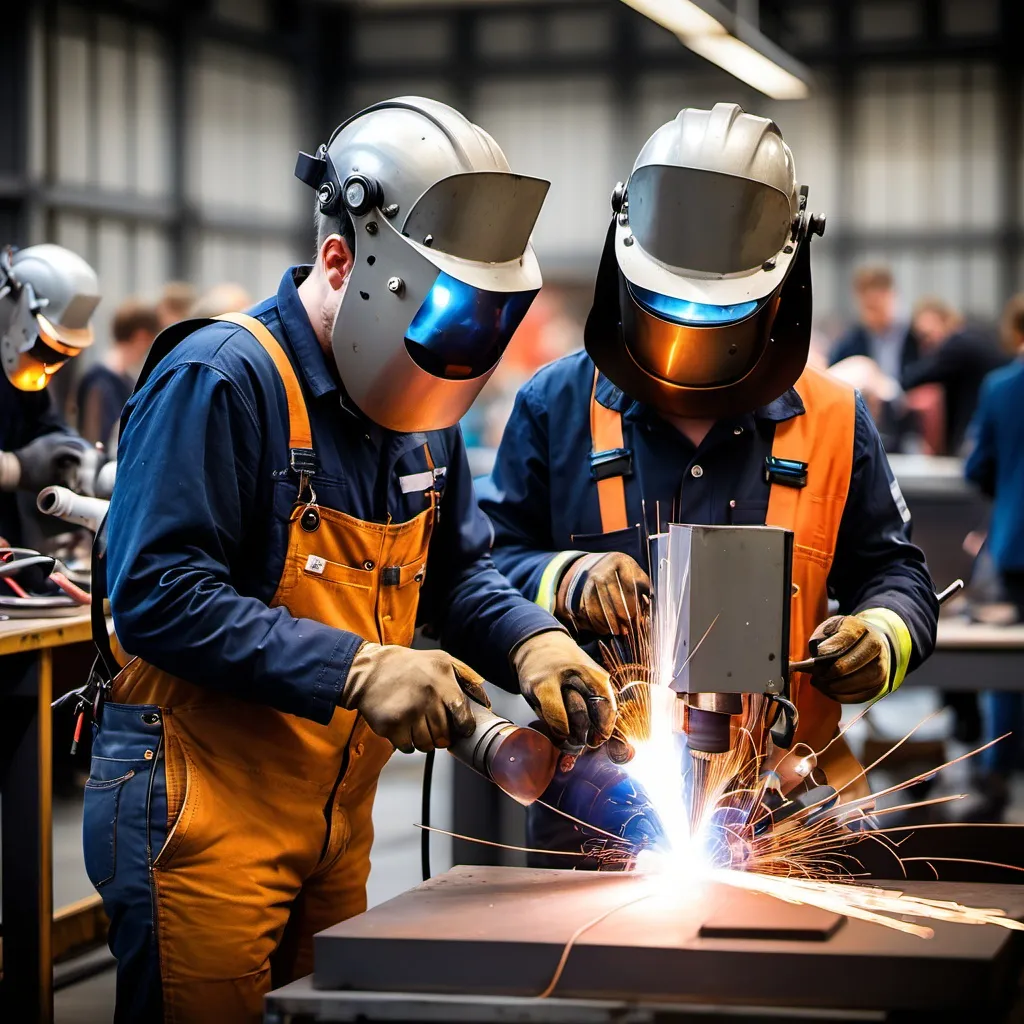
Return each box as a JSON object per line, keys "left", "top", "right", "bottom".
{"left": 622, "top": 278, "right": 779, "bottom": 388}
{"left": 3, "top": 315, "right": 86, "bottom": 392}
{"left": 405, "top": 271, "right": 538, "bottom": 381}
{"left": 628, "top": 283, "right": 761, "bottom": 326}
{"left": 628, "top": 164, "right": 793, "bottom": 275}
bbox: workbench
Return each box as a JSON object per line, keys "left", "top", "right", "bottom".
{"left": 907, "top": 616, "right": 1024, "bottom": 691}
{"left": 265, "top": 865, "right": 1024, "bottom": 1023}
{"left": 0, "top": 612, "right": 95, "bottom": 1023}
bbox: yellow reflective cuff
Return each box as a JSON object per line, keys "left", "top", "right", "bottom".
{"left": 858, "top": 607, "right": 913, "bottom": 697}
{"left": 535, "top": 550, "right": 586, "bottom": 613}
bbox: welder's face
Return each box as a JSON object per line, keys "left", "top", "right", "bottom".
{"left": 857, "top": 286, "right": 895, "bottom": 334}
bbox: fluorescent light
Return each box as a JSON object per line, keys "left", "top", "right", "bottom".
{"left": 621, "top": 0, "right": 812, "bottom": 101}
{"left": 620, "top": 0, "right": 726, "bottom": 36}
{"left": 686, "top": 33, "right": 809, "bottom": 99}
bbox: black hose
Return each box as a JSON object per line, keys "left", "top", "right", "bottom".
{"left": 421, "top": 748, "right": 434, "bottom": 881}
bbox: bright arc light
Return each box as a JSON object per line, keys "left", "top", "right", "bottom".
{"left": 431, "top": 285, "right": 451, "bottom": 310}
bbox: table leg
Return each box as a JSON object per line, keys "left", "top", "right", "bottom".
{"left": 0, "top": 649, "right": 54, "bottom": 1023}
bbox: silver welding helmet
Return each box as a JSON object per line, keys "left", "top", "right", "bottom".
{"left": 0, "top": 243, "right": 100, "bottom": 392}
{"left": 296, "top": 97, "right": 549, "bottom": 432}
{"left": 585, "top": 102, "right": 826, "bottom": 419}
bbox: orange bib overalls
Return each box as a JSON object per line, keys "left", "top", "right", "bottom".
{"left": 86, "top": 314, "right": 434, "bottom": 1022}
{"left": 590, "top": 364, "right": 863, "bottom": 795}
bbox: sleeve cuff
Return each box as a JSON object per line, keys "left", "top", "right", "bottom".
{"left": 534, "top": 550, "right": 586, "bottom": 612}
{"left": 309, "top": 629, "right": 364, "bottom": 724}
{"left": 858, "top": 607, "right": 913, "bottom": 696}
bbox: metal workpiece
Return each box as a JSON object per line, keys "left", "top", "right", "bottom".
{"left": 447, "top": 705, "right": 558, "bottom": 806}
{"left": 310, "top": 866, "right": 1024, "bottom": 1017}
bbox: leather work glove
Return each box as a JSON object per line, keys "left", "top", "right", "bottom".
{"left": 3, "top": 433, "right": 95, "bottom": 495}
{"left": 806, "top": 610, "right": 908, "bottom": 704}
{"left": 342, "top": 643, "right": 491, "bottom": 754}
{"left": 555, "top": 552, "right": 652, "bottom": 636}
{"left": 513, "top": 630, "right": 617, "bottom": 750}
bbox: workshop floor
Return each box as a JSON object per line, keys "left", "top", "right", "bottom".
{"left": 23, "top": 688, "right": 1024, "bottom": 1023}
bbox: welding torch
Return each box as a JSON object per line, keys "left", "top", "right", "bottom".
{"left": 788, "top": 579, "right": 965, "bottom": 677}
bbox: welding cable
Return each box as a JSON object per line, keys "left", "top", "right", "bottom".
{"left": 536, "top": 890, "right": 654, "bottom": 999}
{"left": 421, "top": 749, "right": 434, "bottom": 881}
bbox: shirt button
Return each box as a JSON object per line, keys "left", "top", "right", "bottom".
{"left": 691, "top": 465, "right": 704, "bottom": 479}
{"left": 363, "top": 560, "right": 375, "bottom": 570}
{"left": 733, "top": 426, "right": 743, "bottom": 436}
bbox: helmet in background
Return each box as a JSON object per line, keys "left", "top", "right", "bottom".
{"left": 296, "top": 96, "right": 549, "bottom": 432}
{"left": 0, "top": 243, "right": 100, "bottom": 392}
{"left": 585, "top": 102, "right": 826, "bottom": 419}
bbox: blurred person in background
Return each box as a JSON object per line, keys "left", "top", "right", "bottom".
{"left": 191, "top": 281, "right": 252, "bottom": 318}
{"left": 964, "top": 295, "right": 1024, "bottom": 820}
{"left": 830, "top": 266, "right": 921, "bottom": 452}
{"left": 155, "top": 280, "right": 196, "bottom": 330}
{"left": 902, "top": 297, "right": 1008, "bottom": 454}
{"left": 830, "top": 265, "right": 919, "bottom": 377}
{"left": 76, "top": 298, "right": 160, "bottom": 450}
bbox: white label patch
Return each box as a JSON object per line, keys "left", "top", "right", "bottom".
{"left": 305, "top": 554, "right": 327, "bottom": 575}
{"left": 890, "top": 477, "right": 911, "bottom": 524}
{"left": 399, "top": 466, "right": 447, "bottom": 494}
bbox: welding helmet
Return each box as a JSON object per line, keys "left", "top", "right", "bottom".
{"left": 296, "top": 97, "right": 549, "bottom": 432}
{"left": 585, "top": 102, "right": 826, "bottom": 420}
{"left": 0, "top": 244, "right": 100, "bottom": 392}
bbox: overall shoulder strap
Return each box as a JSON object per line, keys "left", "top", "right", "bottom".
{"left": 214, "top": 312, "right": 313, "bottom": 461}
{"left": 589, "top": 368, "right": 629, "bottom": 533}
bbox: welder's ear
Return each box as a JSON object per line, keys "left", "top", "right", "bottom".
{"left": 321, "top": 234, "right": 354, "bottom": 291}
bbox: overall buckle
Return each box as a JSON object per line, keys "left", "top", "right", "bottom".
{"left": 589, "top": 447, "right": 633, "bottom": 481}
{"left": 764, "top": 455, "right": 808, "bottom": 488}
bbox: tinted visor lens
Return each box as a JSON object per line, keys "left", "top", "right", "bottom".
{"left": 628, "top": 283, "right": 761, "bottom": 325}
{"left": 405, "top": 271, "right": 538, "bottom": 381}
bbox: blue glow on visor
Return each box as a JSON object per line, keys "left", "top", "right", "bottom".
{"left": 628, "top": 283, "right": 759, "bottom": 326}
{"left": 405, "top": 271, "right": 538, "bottom": 380}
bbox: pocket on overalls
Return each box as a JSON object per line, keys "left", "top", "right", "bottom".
{"left": 83, "top": 703, "right": 165, "bottom": 891}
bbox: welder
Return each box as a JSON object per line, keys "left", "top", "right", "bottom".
{"left": 85, "top": 97, "right": 614, "bottom": 1023}
{"left": 0, "top": 243, "right": 103, "bottom": 545}
{"left": 480, "top": 103, "right": 939, "bottom": 858}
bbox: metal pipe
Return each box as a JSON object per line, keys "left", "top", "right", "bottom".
{"left": 36, "top": 486, "right": 109, "bottom": 532}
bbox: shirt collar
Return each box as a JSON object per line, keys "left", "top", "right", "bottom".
{"left": 273, "top": 265, "right": 339, "bottom": 400}
{"left": 595, "top": 370, "right": 804, "bottom": 426}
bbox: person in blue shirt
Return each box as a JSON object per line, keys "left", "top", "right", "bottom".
{"left": 87, "top": 98, "right": 614, "bottom": 1023}
{"left": 965, "top": 293, "right": 1024, "bottom": 819}
{"left": 481, "top": 103, "right": 938, "bottom": 863}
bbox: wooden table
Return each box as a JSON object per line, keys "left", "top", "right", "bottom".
{"left": 0, "top": 612, "right": 95, "bottom": 1024}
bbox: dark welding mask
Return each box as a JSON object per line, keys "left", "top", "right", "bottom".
{"left": 586, "top": 103, "right": 826, "bottom": 420}
{"left": 297, "top": 97, "right": 548, "bottom": 432}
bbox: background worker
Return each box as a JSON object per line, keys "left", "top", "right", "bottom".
{"left": 76, "top": 298, "right": 160, "bottom": 450}
{"left": 480, "top": 103, "right": 939, "bottom": 857}
{"left": 89, "top": 97, "right": 614, "bottom": 1023}
{"left": 0, "top": 243, "right": 103, "bottom": 545}
{"left": 154, "top": 280, "right": 196, "bottom": 331}
{"left": 964, "top": 294, "right": 1024, "bottom": 819}
{"left": 904, "top": 296, "right": 1008, "bottom": 455}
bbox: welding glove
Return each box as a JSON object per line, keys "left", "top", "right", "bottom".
{"left": 806, "top": 609, "right": 910, "bottom": 704}
{"left": 512, "top": 630, "right": 617, "bottom": 750}
{"left": 342, "top": 642, "right": 491, "bottom": 754}
{"left": 1, "top": 433, "right": 95, "bottom": 495}
{"left": 555, "top": 551, "right": 652, "bottom": 636}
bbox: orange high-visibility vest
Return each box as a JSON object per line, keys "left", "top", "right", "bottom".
{"left": 591, "top": 365, "right": 863, "bottom": 794}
